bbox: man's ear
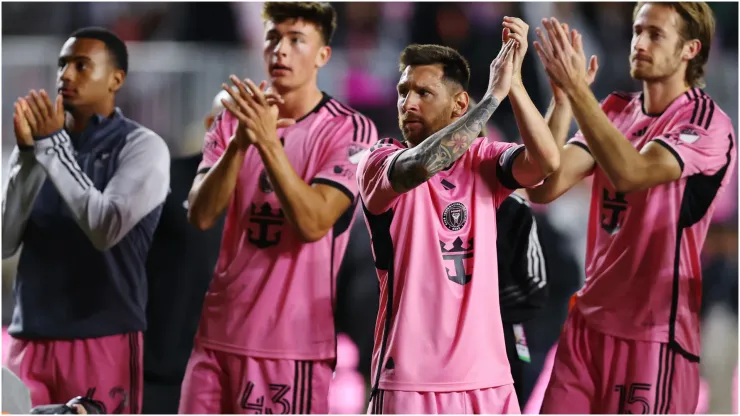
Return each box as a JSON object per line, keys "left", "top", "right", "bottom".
{"left": 315, "top": 45, "right": 332, "bottom": 69}
{"left": 109, "top": 69, "right": 125, "bottom": 93}
{"left": 681, "top": 38, "right": 701, "bottom": 61}
{"left": 452, "top": 89, "right": 470, "bottom": 118}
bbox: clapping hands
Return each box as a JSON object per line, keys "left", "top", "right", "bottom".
{"left": 220, "top": 76, "right": 295, "bottom": 150}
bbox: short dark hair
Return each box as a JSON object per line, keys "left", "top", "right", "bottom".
{"left": 69, "top": 27, "right": 128, "bottom": 74}
{"left": 399, "top": 44, "right": 471, "bottom": 91}
{"left": 262, "top": 2, "right": 337, "bottom": 45}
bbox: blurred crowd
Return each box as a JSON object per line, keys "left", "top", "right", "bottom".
{"left": 2, "top": 1, "right": 738, "bottom": 412}
{"left": 3, "top": 2, "right": 739, "bottom": 138}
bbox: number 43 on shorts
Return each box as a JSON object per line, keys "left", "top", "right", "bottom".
{"left": 613, "top": 383, "right": 652, "bottom": 414}
{"left": 240, "top": 381, "right": 292, "bottom": 414}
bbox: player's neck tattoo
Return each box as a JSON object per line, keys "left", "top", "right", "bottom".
{"left": 391, "top": 94, "right": 501, "bottom": 193}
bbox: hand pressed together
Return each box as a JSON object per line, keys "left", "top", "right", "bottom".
{"left": 534, "top": 17, "right": 599, "bottom": 98}
{"left": 220, "top": 75, "right": 295, "bottom": 150}
{"left": 15, "top": 89, "right": 65, "bottom": 146}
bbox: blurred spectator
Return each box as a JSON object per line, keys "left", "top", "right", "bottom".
{"left": 231, "top": 2, "right": 267, "bottom": 48}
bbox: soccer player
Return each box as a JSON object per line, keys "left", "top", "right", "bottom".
{"left": 180, "top": 2, "right": 378, "bottom": 414}
{"left": 358, "top": 17, "right": 560, "bottom": 414}
{"left": 2, "top": 27, "right": 170, "bottom": 414}
{"left": 529, "top": 3, "right": 736, "bottom": 413}
{"left": 142, "top": 91, "right": 229, "bottom": 414}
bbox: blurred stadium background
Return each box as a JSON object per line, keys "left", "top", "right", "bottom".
{"left": 1, "top": 1, "right": 737, "bottom": 413}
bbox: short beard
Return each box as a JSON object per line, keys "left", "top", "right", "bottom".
{"left": 401, "top": 128, "right": 426, "bottom": 147}
{"left": 632, "top": 42, "right": 684, "bottom": 83}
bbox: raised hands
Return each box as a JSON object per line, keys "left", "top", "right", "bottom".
{"left": 487, "top": 37, "right": 517, "bottom": 102}
{"left": 534, "top": 18, "right": 599, "bottom": 98}
{"left": 502, "top": 16, "right": 530, "bottom": 88}
{"left": 220, "top": 76, "right": 295, "bottom": 150}
{"left": 14, "top": 90, "right": 65, "bottom": 146}
{"left": 13, "top": 98, "right": 34, "bottom": 148}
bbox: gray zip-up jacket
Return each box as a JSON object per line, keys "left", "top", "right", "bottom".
{"left": 2, "top": 109, "right": 170, "bottom": 339}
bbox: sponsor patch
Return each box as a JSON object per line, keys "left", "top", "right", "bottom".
{"left": 678, "top": 127, "right": 700, "bottom": 144}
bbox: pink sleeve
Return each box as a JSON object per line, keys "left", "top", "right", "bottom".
{"left": 566, "top": 93, "right": 632, "bottom": 154}
{"left": 357, "top": 138, "right": 407, "bottom": 215}
{"left": 651, "top": 112, "right": 735, "bottom": 179}
{"left": 312, "top": 114, "right": 379, "bottom": 203}
{"left": 197, "top": 110, "right": 230, "bottom": 173}
{"left": 567, "top": 129, "right": 589, "bottom": 153}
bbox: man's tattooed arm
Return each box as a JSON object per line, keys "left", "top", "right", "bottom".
{"left": 390, "top": 94, "right": 502, "bottom": 193}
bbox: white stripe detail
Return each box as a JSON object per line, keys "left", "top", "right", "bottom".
{"left": 57, "top": 131, "right": 93, "bottom": 188}
{"left": 527, "top": 219, "right": 547, "bottom": 288}
{"left": 508, "top": 192, "right": 530, "bottom": 206}
{"left": 51, "top": 132, "right": 91, "bottom": 189}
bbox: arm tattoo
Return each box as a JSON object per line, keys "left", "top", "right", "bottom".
{"left": 391, "top": 94, "right": 502, "bottom": 192}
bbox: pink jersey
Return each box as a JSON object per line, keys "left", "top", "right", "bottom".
{"left": 196, "top": 94, "right": 378, "bottom": 360}
{"left": 568, "top": 88, "right": 736, "bottom": 359}
{"left": 357, "top": 137, "right": 524, "bottom": 392}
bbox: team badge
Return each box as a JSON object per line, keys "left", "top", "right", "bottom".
{"left": 442, "top": 202, "right": 468, "bottom": 231}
